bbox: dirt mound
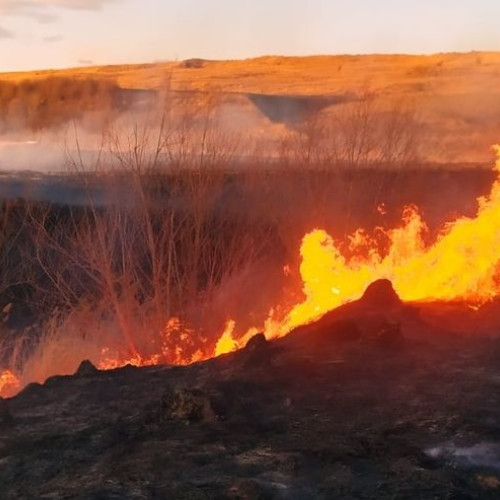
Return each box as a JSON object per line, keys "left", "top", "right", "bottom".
{"left": 360, "top": 279, "right": 403, "bottom": 308}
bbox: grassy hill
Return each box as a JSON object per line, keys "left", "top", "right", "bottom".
{"left": 1, "top": 52, "right": 499, "bottom": 95}
{"left": 1, "top": 52, "right": 500, "bottom": 163}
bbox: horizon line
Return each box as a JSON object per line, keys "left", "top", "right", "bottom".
{"left": 1, "top": 49, "right": 498, "bottom": 76}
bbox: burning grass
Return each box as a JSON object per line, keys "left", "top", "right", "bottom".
{"left": 2, "top": 56, "right": 500, "bottom": 499}
{"left": 2, "top": 147, "right": 500, "bottom": 398}
{"left": 0, "top": 84, "right": 500, "bottom": 398}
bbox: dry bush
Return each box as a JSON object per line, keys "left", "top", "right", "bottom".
{"left": 6, "top": 91, "right": 271, "bottom": 378}
{"left": 275, "top": 89, "right": 423, "bottom": 233}
{"left": 0, "top": 77, "right": 121, "bottom": 132}
{"left": 279, "top": 90, "right": 421, "bottom": 169}
{"left": 0, "top": 85, "right": 425, "bottom": 386}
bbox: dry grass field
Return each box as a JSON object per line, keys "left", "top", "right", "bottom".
{"left": 1, "top": 52, "right": 499, "bottom": 96}
{"left": 1, "top": 52, "right": 500, "bottom": 163}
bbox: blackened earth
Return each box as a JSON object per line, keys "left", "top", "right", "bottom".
{"left": 2, "top": 281, "right": 500, "bottom": 499}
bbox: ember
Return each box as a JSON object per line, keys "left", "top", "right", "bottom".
{"left": 0, "top": 370, "right": 21, "bottom": 399}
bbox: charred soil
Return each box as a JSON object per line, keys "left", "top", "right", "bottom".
{"left": 2, "top": 287, "right": 500, "bottom": 499}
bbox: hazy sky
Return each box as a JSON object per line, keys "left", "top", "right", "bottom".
{"left": 0, "top": 0, "right": 499, "bottom": 72}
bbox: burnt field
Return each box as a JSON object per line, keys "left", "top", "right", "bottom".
{"left": 0, "top": 164, "right": 494, "bottom": 221}
{"left": 1, "top": 164, "right": 500, "bottom": 498}
{"left": 2, "top": 281, "right": 500, "bottom": 498}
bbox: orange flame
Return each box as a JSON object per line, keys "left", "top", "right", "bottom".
{"left": 2, "top": 146, "right": 500, "bottom": 399}
{"left": 0, "top": 370, "right": 21, "bottom": 399}
{"left": 216, "top": 145, "right": 500, "bottom": 346}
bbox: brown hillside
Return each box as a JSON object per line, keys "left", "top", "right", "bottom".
{"left": 1, "top": 53, "right": 500, "bottom": 163}
{"left": 2, "top": 53, "right": 500, "bottom": 96}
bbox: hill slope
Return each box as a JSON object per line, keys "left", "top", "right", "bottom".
{"left": 2, "top": 53, "right": 500, "bottom": 164}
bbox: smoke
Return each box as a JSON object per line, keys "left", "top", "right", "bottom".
{"left": 0, "top": 136, "right": 66, "bottom": 172}
{"left": 427, "top": 443, "right": 500, "bottom": 471}
{"left": 0, "top": 26, "right": 13, "bottom": 38}
{"left": 2, "top": 126, "right": 112, "bottom": 170}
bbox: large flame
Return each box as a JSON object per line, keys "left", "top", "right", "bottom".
{"left": 215, "top": 145, "right": 500, "bottom": 351}
{"left": 2, "top": 147, "right": 500, "bottom": 398}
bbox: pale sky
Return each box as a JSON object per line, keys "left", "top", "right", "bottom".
{"left": 0, "top": 0, "right": 499, "bottom": 72}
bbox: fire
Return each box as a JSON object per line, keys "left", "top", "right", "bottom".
{"left": 0, "top": 370, "right": 21, "bottom": 399}
{"left": 214, "top": 320, "right": 238, "bottom": 356}
{"left": 2, "top": 146, "right": 500, "bottom": 399}
{"left": 214, "top": 145, "right": 500, "bottom": 346}
{"left": 97, "top": 317, "right": 208, "bottom": 369}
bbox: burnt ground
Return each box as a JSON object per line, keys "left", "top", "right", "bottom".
{"left": 2, "top": 281, "right": 500, "bottom": 499}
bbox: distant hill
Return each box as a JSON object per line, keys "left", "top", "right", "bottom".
{"left": 2, "top": 53, "right": 499, "bottom": 95}
{"left": 1, "top": 53, "right": 500, "bottom": 163}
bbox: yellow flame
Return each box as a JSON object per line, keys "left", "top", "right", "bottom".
{"left": 255, "top": 145, "right": 500, "bottom": 339}
{"left": 214, "top": 320, "right": 238, "bottom": 356}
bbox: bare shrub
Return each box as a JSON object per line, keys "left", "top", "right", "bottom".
{"left": 0, "top": 77, "right": 122, "bottom": 132}
{"left": 0, "top": 84, "right": 425, "bottom": 389}
{"left": 6, "top": 90, "right": 271, "bottom": 379}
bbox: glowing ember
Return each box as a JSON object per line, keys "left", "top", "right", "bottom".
{"left": 97, "top": 351, "right": 155, "bottom": 371}
{"left": 0, "top": 370, "right": 21, "bottom": 399}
